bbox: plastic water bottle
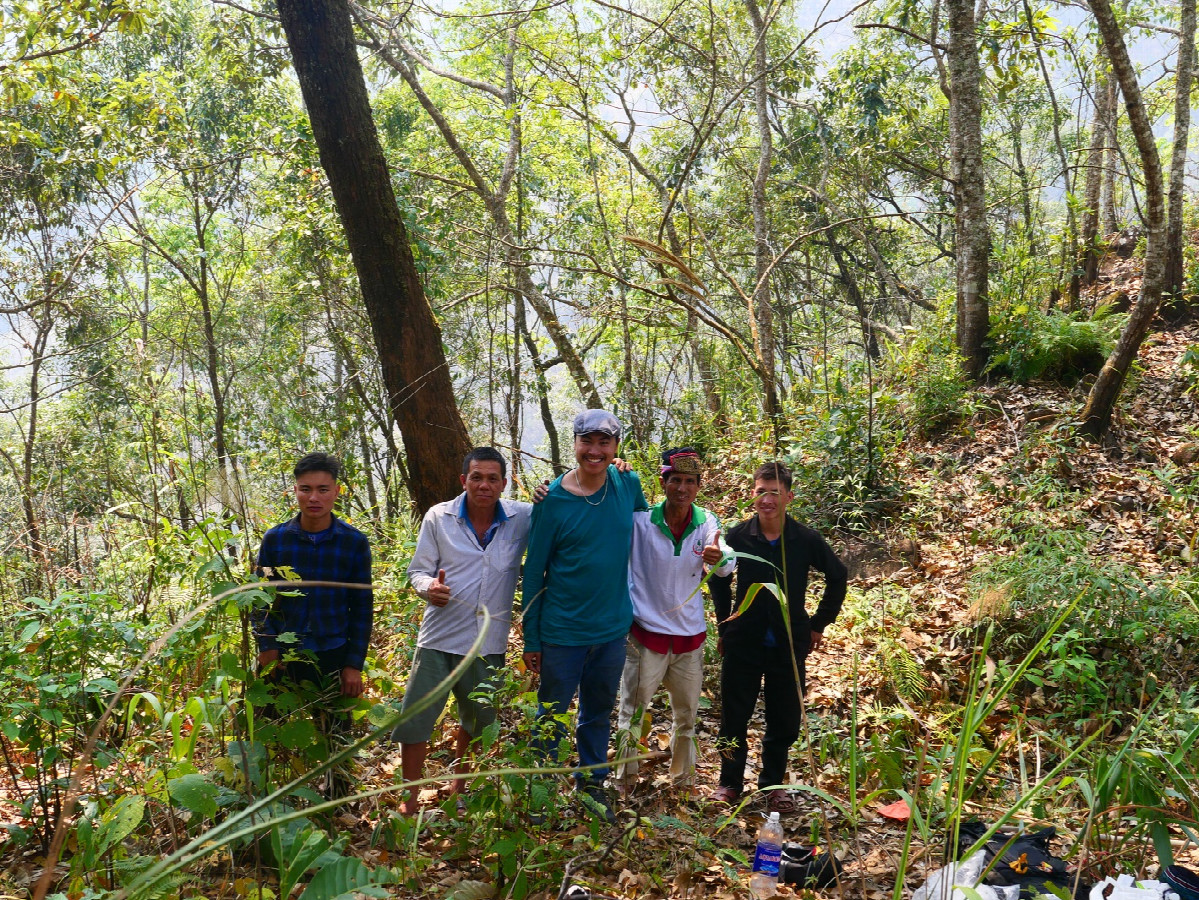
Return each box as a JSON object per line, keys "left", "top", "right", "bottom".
{"left": 749, "top": 811, "right": 784, "bottom": 898}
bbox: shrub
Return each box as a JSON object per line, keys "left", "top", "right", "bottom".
{"left": 890, "top": 320, "right": 977, "bottom": 437}
{"left": 970, "top": 522, "right": 1199, "bottom": 723}
{"left": 987, "top": 304, "right": 1125, "bottom": 384}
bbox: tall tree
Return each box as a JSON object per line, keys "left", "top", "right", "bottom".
{"left": 1080, "top": 67, "right": 1114, "bottom": 286}
{"left": 351, "top": 6, "right": 604, "bottom": 410}
{"left": 1080, "top": 0, "right": 1167, "bottom": 438}
{"left": 745, "top": 0, "right": 782, "bottom": 431}
{"left": 274, "top": 0, "right": 471, "bottom": 514}
{"left": 944, "top": 0, "right": 990, "bottom": 378}
{"left": 1164, "top": 0, "right": 1196, "bottom": 313}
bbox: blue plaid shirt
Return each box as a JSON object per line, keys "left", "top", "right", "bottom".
{"left": 255, "top": 515, "right": 373, "bottom": 670}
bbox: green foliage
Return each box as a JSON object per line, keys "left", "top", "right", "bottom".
{"left": 1180, "top": 344, "right": 1199, "bottom": 396}
{"left": 987, "top": 305, "right": 1125, "bottom": 384}
{"left": 890, "top": 312, "right": 978, "bottom": 437}
{"left": 971, "top": 522, "right": 1199, "bottom": 723}
{"left": 786, "top": 365, "right": 903, "bottom": 529}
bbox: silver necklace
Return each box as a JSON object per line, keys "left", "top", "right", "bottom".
{"left": 573, "top": 468, "right": 609, "bottom": 506}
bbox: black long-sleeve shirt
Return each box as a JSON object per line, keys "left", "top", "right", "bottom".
{"left": 710, "top": 514, "right": 847, "bottom": 654}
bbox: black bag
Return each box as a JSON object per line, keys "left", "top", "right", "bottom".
{"left": 955, "top": 822, "right": 1089, "bottom": 900}
{"left": 779, "top": 842, "right": 840, "bottom": 888}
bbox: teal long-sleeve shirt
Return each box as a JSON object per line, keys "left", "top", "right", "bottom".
{"left": 521, "top": 466, "right": 648, "bottom": 652}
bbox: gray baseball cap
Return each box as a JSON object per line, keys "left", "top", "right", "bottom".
{"left": 572, "top": 409, "right": 622, "bottom": 439}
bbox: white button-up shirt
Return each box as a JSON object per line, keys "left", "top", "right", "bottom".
{"left": 408, "top": 494, "right": 532, "bottom": 656}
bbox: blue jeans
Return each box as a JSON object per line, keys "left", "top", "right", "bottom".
{"left": 534, "top": 636, "right": 627, "bottom": 787}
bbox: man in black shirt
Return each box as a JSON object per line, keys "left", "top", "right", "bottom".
{"left": 708, "top": 461, "right": 847, "bottom": 813}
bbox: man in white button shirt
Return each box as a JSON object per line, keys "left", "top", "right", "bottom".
{"left": 393, "top": 447, "right": 531, "bottom": 814}
{"left": 615, "top": 447, "right": 734, "bottom": 796}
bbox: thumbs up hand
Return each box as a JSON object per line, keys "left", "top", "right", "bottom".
{"left": 428, "top": 568, "right": 451, "bottom": 607}
{"left": 702, "top": 529, "right": 724, "bottom": 566}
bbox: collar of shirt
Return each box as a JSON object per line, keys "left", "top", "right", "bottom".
{"left": 458, "top": 493, "right": 508, "bottom": 549}
{"left": 282, "top": 514, "right": 349, "bottom": 543}
{"left": 747, "top": 513, "right": 797, "bottom": 542}
{"left": 650, "top": 501, "right": 706, "bottom": 547}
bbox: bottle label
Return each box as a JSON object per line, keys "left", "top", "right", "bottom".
{"left": 753, "top": 843, "right": 781, "bottom": 876}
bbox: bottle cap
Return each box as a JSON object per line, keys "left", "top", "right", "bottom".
{"left": 769, "top": 811, "right": 780, "bottom": 822}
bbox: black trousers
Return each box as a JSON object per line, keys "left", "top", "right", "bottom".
{"left": 717, "top": 640, "right": 806, "bottom": 791}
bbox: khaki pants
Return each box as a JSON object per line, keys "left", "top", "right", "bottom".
{"left": 615, "top": 636, "right": 703, "bottom": 786}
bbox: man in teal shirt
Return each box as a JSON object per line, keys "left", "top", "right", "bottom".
{"left": 521, "top": 409, "right": 648, "bottom": 822}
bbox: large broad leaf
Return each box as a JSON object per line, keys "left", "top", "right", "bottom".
{"left": 96, "top": 795, "right": 146, "bottom": 858}
{"left": 168, "top": 773, "right": 219, "bottom": 819}
{"left": 299, "top": 857, "right": 395, "bottom": 900}
{"left": 275, "top": 826, "right": 332, "bottom": 900}
{"left": 227, "top": 740, "right": 267, "bottom": 789}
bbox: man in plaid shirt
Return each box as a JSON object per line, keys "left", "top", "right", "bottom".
{"left": 255, "top": 452, "right": 373, "bottom": 698}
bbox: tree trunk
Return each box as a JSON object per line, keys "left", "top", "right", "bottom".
{"left": 1164, "top": 0, "right": 1196, "bottom": 313}
{"left": 1080, "top": 69, "right": 1111, "bottom": 286}
{"left": 745, "top": 0, "right": 781, "bottom": 432}
{"left": 945, "top": 0, "right": 991, "bottom": 378}
{"left": 275, "top": 0, "right": 471, "bottom": 515}
{"left": 1101, "top": 78, "right": 1120, "bottom": 236}
{"left": 1080, "top": 0, "right": 1168, "bottom": 438}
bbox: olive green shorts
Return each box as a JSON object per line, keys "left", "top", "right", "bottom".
{"left": 389, "top": 648, "right": 505, "bottom": 744}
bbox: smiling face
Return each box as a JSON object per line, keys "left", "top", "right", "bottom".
{"left": 751, "top": 477, "right": 793, "bottom": 532}
{"left": 573, "top": 432, "right": 617, "bottom": 477}
{"left": 461, "top": 459, "right": 506, "bottom": 513}
{"left": 294, "top": 470, "right": 340, "bottom": 531}
{"left": 662, "top": 472, "right": 700, "bottom": 514}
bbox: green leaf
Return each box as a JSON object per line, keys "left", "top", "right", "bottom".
{"left": 299, "top": 857, "right": 395, "bottom": 900}
{"left": 168, "top": 773, "right": 219, "bottom": 819}
{"left": 278, "top": 827, "right": 332, "bottom": 899}
{"left": 278, "top": 717, "right": 318, "bottom": 749}
{"left": 96, "top": 795, "right": 145, "bottom": 857}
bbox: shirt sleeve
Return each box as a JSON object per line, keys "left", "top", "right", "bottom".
{"left": 406, "top": 508, "right": 441, "bottom": 599}
{"left": 520, "top": 499, "right": 554, "bottom": 653}
{"left": 808, "top": 534, "right": 848, "bottom": 634}
{"left": 343, "top": 534, "right": 373, "bottom": 671}
{"left": 628, "top": 470, "right": 649, "bottom": 511}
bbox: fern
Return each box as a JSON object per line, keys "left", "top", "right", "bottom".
{"left": 880, "top": 639, "right": 928, "bottom": 702}
{"left": 987, "top": 305, "right": 1125, "bottom": 383}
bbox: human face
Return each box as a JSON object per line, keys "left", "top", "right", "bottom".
{"left": 662, "top": 472, "right": 700, "bottom": 513}
{"left": 573, "top": 432, "right": 617, "bottom": 476}
{"left": 295, "top": 470, "right": 340, "bottom": 531}
{"left": 751, "top": 478, "right": 792, "bottom": 529}
{"left": 461, "top": 459, "right": 506, "bottom": 513}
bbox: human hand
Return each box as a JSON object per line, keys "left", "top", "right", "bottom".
{"left": 533, "top": 481, "right": 549, "bottom": 503}
{"left": 809, "top": 630, "right": 824, "bottom": 652}
{"left": 428, "top": 569, "right": 450, "bottom": 607}
{"left": 522, "top": 651, "right": 542, "bottom": 674}
{"left": 612, "top": 457, "right": 632, "bottom": 473}
{"left": 702, "top": 529, "right": 723, "bottom": 566}
{"left": 258, "top": 648, "right": 280, "bottom": 669}
{"left": 716, "top": 637, "right": 724, "bottom": 657}
{"left": 340, "top": 667, "right": 364, "bottom": 697}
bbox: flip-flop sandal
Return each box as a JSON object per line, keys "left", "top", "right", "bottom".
{"left": 708, "top": 786, "right": 741, "bottom": 806}
{"left": 767, "top": 789, "right": 798, "bottom": 814}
